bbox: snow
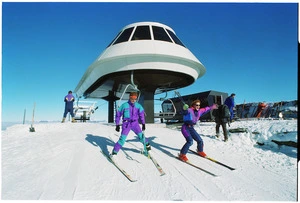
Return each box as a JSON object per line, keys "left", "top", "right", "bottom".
{"left": 1, "top": 119, "right": 298, "bottom": 201}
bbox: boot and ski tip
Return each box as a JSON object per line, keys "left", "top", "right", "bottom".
{"left": 178, "top": 153, "right": 188, "bottom": 162}
{"left": 178, "top": 150, "right": 207, "bottom": 162}
{"left": 109, "top": 142, "right": 151, "bottom": 162}
{"left": 177, "top": 151, "right": 218, "bottom": 177}
{"left": 109, "top": 151, "right": 118, "bottom": 162}
{"left": 146, "top": 143, "right": 151, "bottom": 151}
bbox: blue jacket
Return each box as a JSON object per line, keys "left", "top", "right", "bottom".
{"left": 224, "top": 96, "right": 235, "bottom": 110}
{"left": 115, "top": 101, "right": 145, "bottom": 125}
{"left": 64, "top": 93, "right": 75, "bottom": 108}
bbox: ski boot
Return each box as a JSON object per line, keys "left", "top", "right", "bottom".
{"left": 198, "top": 151, "right": 207, "bottom": 158}
{"left": 178, "top": 153, "right": 188, "bottom": 162}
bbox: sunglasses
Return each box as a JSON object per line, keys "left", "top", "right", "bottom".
{"left": 195, "top": 104, "right": 200, "bottom": 106}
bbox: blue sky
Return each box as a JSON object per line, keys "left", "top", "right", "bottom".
{"left": 1, "top": 2, "right": 298, "bottom": 122}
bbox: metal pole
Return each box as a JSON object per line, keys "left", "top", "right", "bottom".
{"left": 23, "top": 109, "right": 26, "bottom": 124}
{"left": 29, "top": 103, "right": 36, "bottom": 132}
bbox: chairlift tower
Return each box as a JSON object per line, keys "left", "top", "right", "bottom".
{"left": 74, "top": 22, "right": 206, "bottom": 123}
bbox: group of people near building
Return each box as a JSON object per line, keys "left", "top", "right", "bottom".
{"left": 61, "top": 90, "right": 235, "bottom": 162}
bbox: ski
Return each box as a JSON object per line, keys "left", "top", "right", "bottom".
{"left": 140, "top": 131, "right": 165, "bottom": 176}
{"left": 149, "top": 152, "right": 166, "bottom": 176}
{"left": 141, "top": 151, "right": 166, "bottom": 176}
{"left": 113, "top": 132, "right": 165, "bottom": 176}
{"left": 176, "top": 157, "right": 217, "bottom": 177}
{"left": 101, "top": 151, "right": 137, "bottom": 182}
{"left": 189, "top": 150, "right": 236, "bottom": 170}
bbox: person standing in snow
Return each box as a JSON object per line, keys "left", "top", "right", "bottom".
{"left": 178, "top": 100, "right": 217, "bottom": 162}
{"left": 224, "top": 93, "right": 236, "bottom": 122}
{"left": 111, "top": 92, "right": 151, "bottom": 159}
{"left": 61, "top": 90, "right": 76, "bottom": 123}
{"left": 212, "top": 104, "right": 230, "bottom": 142}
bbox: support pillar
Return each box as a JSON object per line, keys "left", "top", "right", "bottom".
{"left": 139, "top": 91, "right": 155, "bottom": 123}
{"left": 108, "top": 91, "right": 115, "bottom": 123}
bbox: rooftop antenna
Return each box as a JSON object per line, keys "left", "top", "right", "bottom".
{"left": 29, "top": 102, "right": 36, "bottom": 132}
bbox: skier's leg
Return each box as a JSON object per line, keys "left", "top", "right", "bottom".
{"left": 190, "top": 128, "right": 204, "bottom": 152}
{"left": 180, "top": 125, "right": 193, "bottom": 155}
{"left": 63, "top": 108, "right": 68, "bottom": 118}
{"left": 216, "top": 123, "right": 221, "bottom": 137}
{"left": 132, "top": 122, "right": 151, "bottom": 151}
{"left": 222, "top": 122, "right": 228, "bottom": 141}
{"left": 112, "top": 122, "right": 131, "bottom": 154}
{"left": 70, "top": 108, "right": 75, "bottom": 117}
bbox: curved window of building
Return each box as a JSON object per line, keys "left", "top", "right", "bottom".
{"left": 152, "top": 26, "right": 172, "bottom": 43}
{"left": 113, "top": 27, "right": 134, "bottom": 45}
{"left": 107, "top": 31, "right": 121, "bottom": 47}
{"left": 166, "top": 29, "right": 185, "bottom": 47}
{"left": 131, "top": 26, "right": 151, "bottom": 41}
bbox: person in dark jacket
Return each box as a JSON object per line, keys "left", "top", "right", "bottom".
{"left": 178, "top": 100, "right": 217, "bottom": 162}
{"left": 213, "top": 105, "right": 230, "bottom": 142}
{"left": 61, "top": 91, "right": 76, "bottom": 123}
{"left": 224, "top": 93, "right": 236, "bottom": 122}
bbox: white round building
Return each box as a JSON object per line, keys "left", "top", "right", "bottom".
{"left": 74, "top": 22, "right": 206, "bottom": 123}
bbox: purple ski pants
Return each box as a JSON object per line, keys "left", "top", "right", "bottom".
{"left": 113, "top": 121, "right": 148, "bottom": 154}
{"left": 180, "top": 124, "right": 204, "bottom": 155}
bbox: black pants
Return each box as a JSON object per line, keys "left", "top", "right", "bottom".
{"left": 216, "top": 122, "right": 228, "bottom": 140}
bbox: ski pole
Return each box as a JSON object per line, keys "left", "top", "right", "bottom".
{"left": 174, "top": 91, "right": 186, "bottom": 105}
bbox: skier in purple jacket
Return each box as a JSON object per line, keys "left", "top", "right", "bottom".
{"left": 61, "top": 91, "right": 76, "bottom": 123}
{"left": 178, "top": 99, "right": 217, "bottom": 162}
{"left": 111, "top": 92, "right": 151, "bottom": 158}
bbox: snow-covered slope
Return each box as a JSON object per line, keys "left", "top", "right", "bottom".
{"left": 1, "top": 119, "right": 298, "bottom": 200}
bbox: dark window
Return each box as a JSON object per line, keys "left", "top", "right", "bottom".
{"left": 166, "top": 29, "right": 185, "bottom": 47}
{"left": 107, "top": 31, "right": 121, "bottom": 47}
{"left": 216, "top": 95, "right": 222, "bottom": 105}
{"left": 113, "top": 27, "right": 134, "bottom": 45}
{"left": 131, "top": 26, "right": 151, "bottom": 41}
{"left": 152, "top": 26, "right": 172, "bottom": 42}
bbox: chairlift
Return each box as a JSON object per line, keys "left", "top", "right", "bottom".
{"left": 154, "top": 91, "right": 177, "bottom": 119}
{"left": 117, "top": 71, "right": 141, "bottom": 108}
{"left": 73, "top": 97, "right": 98, "bottom": 121}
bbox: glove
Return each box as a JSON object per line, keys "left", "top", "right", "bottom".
{"left": 115, "top": 125, "right": 120, "bottom": 132}
{"left": 211, "top": 104, "right": 218, "bottom": 110}
{"left": 183, "top": 104, "right": 189, "bottom": 110}
{"left": 142, "top": 124, "right": 146, "bottom": 131}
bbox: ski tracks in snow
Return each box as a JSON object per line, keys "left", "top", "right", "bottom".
{"left": 2, "top": 122, "right": 297, "bottom": 201}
